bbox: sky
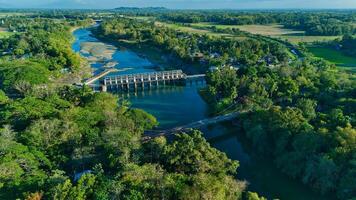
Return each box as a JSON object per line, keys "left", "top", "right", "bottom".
{"left": 0, "top": 0, "right": 356, "bottom": 9}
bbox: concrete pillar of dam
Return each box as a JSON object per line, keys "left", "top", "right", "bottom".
{"left": 101, "top": 85, "right": 107, "bottom": 92}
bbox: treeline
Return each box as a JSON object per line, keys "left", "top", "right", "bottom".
{"left": 0, "top": 16, "right": 92, "bottom": 32}
{"left": 282, "top": 13, "right": 355, "bottom": 36}
{"left": 339, "top": 34, "right": 356, "bottom": 57}
{"left": 159, "top": 11, "right": 356, "bottom": 36}
{"left": 95, "top": 18, "right": 292, "bottom": 68}
{"left": 206, "top": 59, "right": 356, "bottom": 199}
{"left": 0, "top": 16, "right": 264, "bottom": 200}
{"left": 159, "top": 12, "right": 278, "bottom": 24}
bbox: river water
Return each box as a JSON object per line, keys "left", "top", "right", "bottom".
{"left": 72, "top": 28, "right": 328, "bottom": 200}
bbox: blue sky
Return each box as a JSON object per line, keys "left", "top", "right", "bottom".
{"left": 1, "top": 0, "right": 356, "bottom": 9}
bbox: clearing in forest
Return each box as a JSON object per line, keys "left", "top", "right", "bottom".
{"left": 0, "top": 28, "right": 13, "bottom": 38}
{"left": 308, "top": 46, "right": 356, "bottom": 72}
{"left": 277, "top": 35, "right": 342, "bottom": 44}
{"left": 155, "top": 21, "right": 247, "bottom": 39}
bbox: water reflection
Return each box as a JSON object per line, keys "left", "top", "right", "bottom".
{"left": 119, "top": 84, "right": 208, "bottom": 129}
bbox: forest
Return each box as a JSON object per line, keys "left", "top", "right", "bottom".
{"left": 206, "top": 59, "right": 356, "bottom": 199}
{"left": 0, "top": 9, "right": 355, "bottom": 200}
{"left": 85, "top": 14, "right": 356, "bottom": 199}
{"left": 0, "top": 14, "right": 263, "bottom": 200}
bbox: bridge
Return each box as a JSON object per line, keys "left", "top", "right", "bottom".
{"left": 100, "top": 70, "right": 206, "bottom": 92}
{"left": 142, "top": 112, "right": 240, "bottom": 141}
{"left": 84, "top": 68, "right": 119, "bottom": 85}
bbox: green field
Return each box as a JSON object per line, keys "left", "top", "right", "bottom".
{"left": 308, "top": 46, "right": 356, "bottom": 72}
{"left": 226, "top": 24, "right": 304, "bottom": 36}
{"left": 0, "top": 29, "right": 13, "bottom": 38}
{"left": 191, "top": 23, "right": 302, "bottom": 35}
{"left": 140, "top": 20, "right": 340, "bottom": 44}
{"left": 277, "top": 35, "right": 341, "bottom": 44}
{"left": 155, "top": 22, "right": 246, "bottom": 39}
{"left": 129, "top": 16, "right": 155, "bottom": 21}
{"left": 191, "top": 23, "right": 343, "bottom": 44}
{"left": 156, "top": 22, "right": 218, "bottom": 35}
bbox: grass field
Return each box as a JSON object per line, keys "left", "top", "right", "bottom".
{"left": 308, "top": 46, "right": 356, "bottom": 72}
{"left": 0, "top": 28, "right": 13, "bottom": 38}
{"left": 155, "top": 22, "right": 247, "bottom": 39}
{"left": 0, "top": 32, "right": 12, "bottom": 38}
{"left": 129, "top": 16, "right": 155, "bottom": 21}
{"left": 276, "top": 35, "right": 341, "bottom": 44}
{"left": 156, "top": 22, "right": 216, "bottom": 35}
{"left": 231, "top": 24, "right": 304, "bottom": 36}
{"left": 191, "top": 23, "right": 344, "bottom": 44}
{"left": 191, "top": 23, "right": 302, "bottom": 35}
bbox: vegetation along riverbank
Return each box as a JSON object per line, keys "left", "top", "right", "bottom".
{"left": 0, "top": 7, "right": 355, "bottom": 200}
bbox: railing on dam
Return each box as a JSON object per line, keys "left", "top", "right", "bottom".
{"left": 100, "top": 70, "right": 206, "bottom": 92}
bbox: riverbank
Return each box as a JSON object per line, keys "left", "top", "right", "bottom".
{"left": 90, "top": 28, "right": 207, "bottom": 75}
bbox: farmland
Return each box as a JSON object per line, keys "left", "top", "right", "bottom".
{"left": 189, "top": 23, "right": 342, "bottom": 44}
{"left": 155, "top": 21, "right": 247, "bottom": 39}
{"left": 277, "top": 35, "right": 342, "bottom": 44}
{"left": 236, "top": 24, "right": 304, "bottom": 36}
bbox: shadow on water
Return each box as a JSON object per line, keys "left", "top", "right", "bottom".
{"left": 200, "top": 122, "right": 334, "bottom": 200}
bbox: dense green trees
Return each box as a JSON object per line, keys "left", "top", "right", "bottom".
{"left": 0, "top": 82, "right": 244, "bottom": 199}
{"left": 340, "top": 34, "right": 356, "bottom": 57}
{"left": 283, "top": 14, "right": 355, "bottom": 36}
{"left": 95, "top": 18, "right": 292, "bottom": 69}
{"left": 1, "top": 100, "right": 249, "bottom": 199}
{"left": 0, "top": 16, "right": 253, "bottom": 200}
{"left": 96, "top": 14, "right": 355, "bottom": 199}
{"left": 1, "top": 10, "right": 354, "bottom": 200}
{"left": 206, "top": 58, "right": 356, "bottom": 199}
{"left": 0, "top": 17, "right": 88, "bottom": 73}
{"left": 0, "top": 76, "right": 252, "bottom": 199}
{"left": 207, "top": 67, "right": 238, "bottom": 100}
{"left": 0, "top": 128, "right": 49, "bottom": 191}
{"left": 161, "top": 131, "right": 239, "bottom": 176}
{"left": 0, "top": 60, "right": 50, "bottom": 93}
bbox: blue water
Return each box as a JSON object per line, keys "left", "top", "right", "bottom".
{"left": 120, "top": 84, "right": 208, "bottom": 129}
{"left": 72, "top": 28, "right": 155, "bottom": 76}
{"left": 72, "top": 27, "right": 329, "bottom": 200}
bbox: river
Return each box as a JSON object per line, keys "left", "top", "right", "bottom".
{"left": 72, "top": 27, "right": 328, "bottom": 200}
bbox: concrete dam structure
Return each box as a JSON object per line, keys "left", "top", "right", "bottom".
{"left": 86, "top": 69, "right": 206, "bottom": 92}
